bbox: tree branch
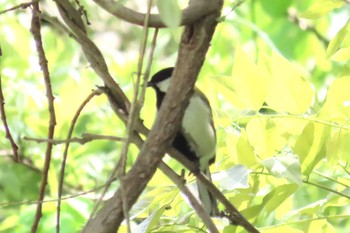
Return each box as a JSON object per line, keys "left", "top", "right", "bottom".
{"left": 92, "top": 0, "right": 221, "bottom": 28}
{"left": 0, "top": 48, "right": 20, "bottom": 163}
{"left": 30, "top": 1, "right": 57, "bottom": 232}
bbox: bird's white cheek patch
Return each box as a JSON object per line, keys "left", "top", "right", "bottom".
{"left": 157, "top": 78, "right": 171, "bottom": 92}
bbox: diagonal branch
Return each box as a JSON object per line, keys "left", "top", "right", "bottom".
{"left": 92, "top": 0, "right": 221, "bottom": 28}
{"left": 0, "top": 48, "right": 20, "bottom": 163}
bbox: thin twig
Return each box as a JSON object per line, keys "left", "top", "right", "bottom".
{"left": 0, "top": 179, "right": 116, "bottom": 207}
{"left": 38, "top": 13, "right": 78, "bottom": 40}
{"left": 304, "top": 180, "right": 350, "bottom": 199}
{"left": 139, "top": 28, "right": 159, "bottom": 109}
{"left": 288, "top": 8, "right": 329, "bottom": 46}
{"left": 23, "top": 133, "right": 124, "bottom": 145}
{"left": 313, "top": 170, "right": 350, "bottom": 188}
{"left": 0, "top": 46, "right": 20, "bottom": 162}
{"left": 0, "top": 0, "right": 38, "bottom": 14}
{"left": 339, "top": 163, "right": 350, "bottom": 176}
{"left": 233, "top": 114, "right": 350, "bottom": 130}
{"left": 56, "top": 89, "right": 102, "bottom": 233}
{"left": 260, "top": 214, "right": 350, "bottom": 230}
{"left": 30, "top": 1, "right": 57, "bottom": 232}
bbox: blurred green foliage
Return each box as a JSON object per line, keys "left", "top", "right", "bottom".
{"left": 1, "top": 0, "right": 350, "bottom": 232}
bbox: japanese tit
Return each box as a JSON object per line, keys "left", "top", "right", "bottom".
{"left": 147, "top": 67, "right": 218, "bottom": 216}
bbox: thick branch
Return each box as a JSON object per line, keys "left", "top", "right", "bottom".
{"left": 92, "top": 0, "right": 221, "bottom": 28}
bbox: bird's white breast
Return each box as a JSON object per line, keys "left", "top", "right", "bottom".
{"left": 182, "top": 94, "right": 216, "bottom": 169}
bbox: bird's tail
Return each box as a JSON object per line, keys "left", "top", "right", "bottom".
{"left": 197, "top": 168, "right": 218, "bottom": 216}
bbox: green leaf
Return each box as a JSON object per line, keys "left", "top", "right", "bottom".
{"left": 225, "top": 128, "right": 256, "bottom": 167}
{"left": 261, "top": 154, "right": 302, "bottom": 185}
{"left": 133, "top": 205, "right": 167, "bottom": 233}
{"left": 259, "top": 0, "right": 293, "bottom": 17}
{"left": 131, "top": 187, "right": 177, "bottom": 218}
{"left": 299, "top": 0, "right": 344, "bottom": 19}
{"left": 0, "top": 162, "right": 41, "bottom": 202}
{"left": 293, "top": 122, "right": 330, "bottom": 175}
{"left": 234, "top": 130, "right": 257, "bottom": 167}
{"left": 327, "top": 19, "right": 350, "bottom": 58}
{"left": 223, "top": 224, "right": 237, "bottom": 233}
{"left": 283, "top": 199, "right": 327, "bottom": 220}
{"left": 213, "top": 165, "right": 250, "bottom": 191}
{"left": 157, "top": 0, "right": 181, "bottom": 28}
{"left": 262, "top": 184, "right": 298, "bottom": 213}
{"left": 265, "top": 52, "right": 315, "bottom": 114}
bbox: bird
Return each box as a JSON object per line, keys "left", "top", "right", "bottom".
{"left": 147, "top": 67, "right": 218, "bottom": 216}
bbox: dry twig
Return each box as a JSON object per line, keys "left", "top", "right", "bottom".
{"left": 30, "top": 2, "right": 57, "bottom": 232}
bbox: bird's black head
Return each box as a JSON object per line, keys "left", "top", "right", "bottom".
{"left": 147, "top": 67, "right": 174, "bottom": 87}
{"left": 148, "top": 67, "right": 174, "bottom": 109}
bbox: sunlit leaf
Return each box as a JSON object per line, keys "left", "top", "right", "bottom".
{"left": 283, "top": 199, "right": 327, "bottom": 221}
{"left": 264, "top": 52, "right": 315, "bottom": 114}
{"left": 234, "top": 130, "right": 257, "bottom": 166}
{"left": 230, "top": 46, "right": 267, "bottom": 111}
{"left": 326, "top": 129, "right": 350, "bottom": 163}
{"left": 308, "top": 219, "right": 336, "bottom": 233}
{"left": 319, "top": 76, "right": 350, "bottom": 122}
{"left": 331, "top": 47, "right": 350, "bottom": 62}
{"left": 131, "top": 186, "right": 177, "bottom": 218}
{"left": 299, "top": 0, "right": 344, "bottom": 19}
{"left": 0, "top": 215, "right": 18, "bottom": 231}
{"left": 212, "top": 76, "right": 247, "bottom": 109}
{"left": 246, "top": 118, "right": 288, "bottom": 159}
{"left": 262, "top": 154, "right": 302, "bottom": 185}
{"left": 157, "top": 0, "right": 181, "bottom": 28}
{"left": 327, "top": 19, "right": 350, "bottom": 58}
